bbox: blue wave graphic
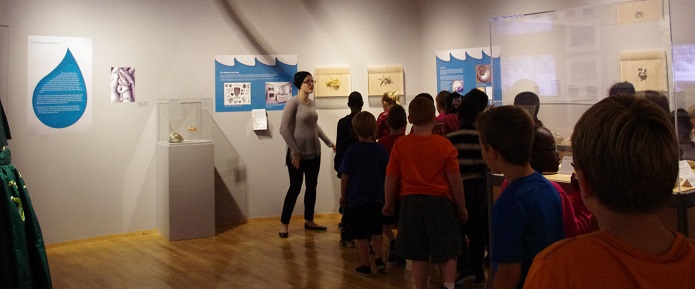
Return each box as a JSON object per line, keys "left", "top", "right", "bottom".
{"left": 215, "top": 56, "right": 297, "bottom": 112}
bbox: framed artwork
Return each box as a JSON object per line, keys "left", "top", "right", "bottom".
{"left": 367, "top": 66, "right": 404, "bottom": 97}
{"left": 620, "top": 50, "right": 667, "bottom": 92}
{"left": 314, "top": 67, "right": 351, "bottom": 97}
{"left": 618, "top": 0, "right": 662, "bottom": 25}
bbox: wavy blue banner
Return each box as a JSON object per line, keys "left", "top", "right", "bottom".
{"left": 215, "top": 55, "right": 297, "bottom": 112}
{"left": 436, "top": 48, "right": 502, "bottom": 106}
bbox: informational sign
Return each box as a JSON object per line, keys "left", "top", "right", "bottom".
{"left": 27, "top": 36, "right": 92, "bottom": 134}
{"left": 436, "top": 47, "right": 502, "bottom": 106}
{"left": 215, "top": 55, "right": 297, "bottom": 112}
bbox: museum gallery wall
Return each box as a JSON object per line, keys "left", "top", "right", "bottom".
{"left": 2, "top": 0, "right": 692, "bottom": 244}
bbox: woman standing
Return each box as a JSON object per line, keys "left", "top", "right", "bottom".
{"left": 278, "top": 71, "right": 335, "bottom": 238}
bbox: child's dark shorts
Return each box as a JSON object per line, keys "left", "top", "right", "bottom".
{"left": 395, "top": 194, "right": 462, "bottom": 263}
{"left": 344, "top": 203, "right": 384, "bottom": 239}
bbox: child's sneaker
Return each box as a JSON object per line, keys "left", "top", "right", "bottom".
{"left": 355, "top": 265, "right": 372, "bottom": 276}
{"left": 374, "top": 258, "right": 387, "bottom": 273}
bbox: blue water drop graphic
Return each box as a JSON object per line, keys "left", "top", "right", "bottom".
{"left": 32, "top": 49, "right": 87, "bottom": 128}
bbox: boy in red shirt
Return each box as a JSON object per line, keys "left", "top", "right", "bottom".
{"left": 383, "top": 97, "right": 467, "bottom": 289}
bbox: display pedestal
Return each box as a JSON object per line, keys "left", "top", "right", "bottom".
{"left": 157, "top": 141, "right": 215, "bottom": 241}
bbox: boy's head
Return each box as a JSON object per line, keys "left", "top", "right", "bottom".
{"left": 413, "top": 93, "right": 434, "bottom": 103}
{"left": 671, "top": 108, "right": 692, "bottom": 143}
{"left": 387, "top": 104, "right": 407, "bottom": 130}
{"left": 435, "top": 90, "right": 450, "bottom": 112}
{"left": 408, "top": 96, "right": 436, "bottom": 126}
{"left": 459, "top": 89, "right": 489, "bottom": 126}
{"left": 572, "top": 95, "right": 678, "bottom": 214}
{"left": 477, "top": 105, "right": 534, "bottom": 167}
{"left": 514, "top": 91, "right": 540, "bottom": 119}
{"left": 347, "top": 91, "right": 364, "bottom": 109}
{"left": 641, "top": 90, "right": 669, "bottom": 113}
{"left": 351, "top": 111, "right": 377, "bottom": 138}
{"left": 446, "top": 92, "right": 463, "bottom": 114}
{"left": 608, "top": 81, "right": 636, "bottom": 97}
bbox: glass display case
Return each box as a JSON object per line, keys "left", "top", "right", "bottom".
{"left": 157, "top": 99, "right": 213, "bottom": 144}
{"left": 490, "top": 0, "right": 674, "bottom": 142}
{"left": 489, "top": 0, "right": 695, "bottom": 236}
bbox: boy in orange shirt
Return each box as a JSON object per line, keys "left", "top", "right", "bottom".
{"left": 524, "top": 96, "right": 695, "bottom": 288}
{"left": 382, "top": 97, "right": 467, "bottom": 289}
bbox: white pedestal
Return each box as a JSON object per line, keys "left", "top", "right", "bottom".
{"left": 157, "top": 140, "right": 215, "bottom": 241}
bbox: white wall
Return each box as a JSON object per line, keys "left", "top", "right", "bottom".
{"left": 1, "top": 0, "right": 422, "bottom": 244}
{"left": 2, "top": 0, "right": 684, "bottom": 244}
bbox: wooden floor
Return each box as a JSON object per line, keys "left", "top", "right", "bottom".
{"left": 46, "top": 215, "right": 422, "bottom": 289}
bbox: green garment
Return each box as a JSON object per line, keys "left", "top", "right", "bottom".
{"left": 0, "top": 148, "right": 52, "bottom": 288}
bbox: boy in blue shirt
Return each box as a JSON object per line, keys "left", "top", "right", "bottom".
{"left": 476, "top": 105, "right": 564, "bottom": 289}
{"left": 339, "top": 111, "right": 390, "bottom": 276}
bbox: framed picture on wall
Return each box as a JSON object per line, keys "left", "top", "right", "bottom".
{"left": 367, "top": 66, "right": 404, "bottom": 97}
{"left": 620, "top": 50, "right": 667, "bottom": 92}
{"left": 314, "top": 67, "right": 351, "bottom": 98}
{"left": 618, "top": 0, "right": 662, "bottom": 25}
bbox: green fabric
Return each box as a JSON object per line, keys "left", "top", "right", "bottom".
{"left": 0, "top": 148, "right": 52, "bottom": 289}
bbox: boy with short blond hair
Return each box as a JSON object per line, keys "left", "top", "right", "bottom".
{"left": 339, "top": 111, "right": 389, "bottom": 276}
{"left": 383, "top": 97, "right": 467, "bottom": 289}
{"left": 477, "top": 105, "right": 564, "bottom": 289}
{"left": 524, "top": 96, "right": 695, "bottom": 288}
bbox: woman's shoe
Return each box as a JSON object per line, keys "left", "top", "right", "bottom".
{"left": 304, "top": 223, "right": 327, "bottom": 231}
{"left": 279, "top": 232, "right": 289, "bottom": 238}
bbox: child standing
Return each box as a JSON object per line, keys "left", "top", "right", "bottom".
{"left": 447, "top": 89, "right": 490, "bottom": 286}
{"left": 476, "top": 105, "right": 564, "bottom": 289}
{"left": 524, "top": 96, "right": 695, "bottom": 288}
{"left": 339, "top": 111, "right": 390, "bottom": 276}
{"left": 383, "top": 97, "right": 467, "bottom": 289}
{"left": 375, "top": 91, "right": 400, "bottom": 140}
{"left": 335, "top": 91, "right": 363, "bottom": 247}
{"left": 377, "top": 104, "right": 408, "bottom": 266}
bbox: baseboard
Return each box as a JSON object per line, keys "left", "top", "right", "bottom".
{"left": 45, "top": 213, "right": 342, "bottom": 247}
{"left": 46, "top": 229, "right": 158, "bottom": 248}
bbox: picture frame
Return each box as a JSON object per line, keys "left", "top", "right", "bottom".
{"left": 314, "top": 67, "right": 351, "bottom": 98}
{"left": 367, "top": 66, "right": 404, "bottom": 97}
